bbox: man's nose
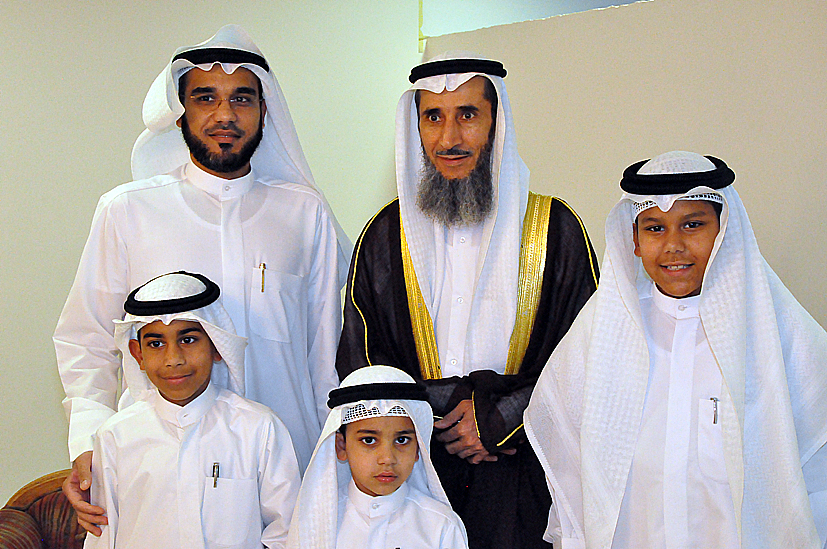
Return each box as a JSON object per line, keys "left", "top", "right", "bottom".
{"left": 439, "top": 118, "right": 462, "bottom": 150}
{"left": 213, "top": 97, "right": 239, "bottom": 122}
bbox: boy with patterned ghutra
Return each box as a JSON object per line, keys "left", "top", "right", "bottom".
{"left": 84, "top": 271, "right": 301, "bottom": 549}
{"left": 288, "top": 366, "right": 468, "bottom": 549}
{"left": 526, "top": 151, "right": 827, "bottom": 549}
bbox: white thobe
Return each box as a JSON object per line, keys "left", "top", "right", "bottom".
{"left": 55, "top": 162, "right": 342, "bottom": 469}
{"left": 336, "top": 480, "right": 468, "bottom": 549}
{"left": 84, "top": 382, "right": 301, "bottom": 549}
{"left": 611, "top": 284, "right": 738, "bottom": 548}
{"left": 433, "top": 223, "right": 503, "bottom": 378}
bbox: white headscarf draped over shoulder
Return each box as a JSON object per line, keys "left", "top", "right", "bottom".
{"left": 113, "top": 271, "right": 247, "bottom": 404}
{"left": 287, "top": 365, "right": 461, "bottom": 549}
{"left": 398, "top": 52, "right": 530, "bottom": 370}
{"left": 525, "top": 151, "right": 827, "bottom": 548}
{"left": 131, "top": 24, "right": 351, "bottom": 277}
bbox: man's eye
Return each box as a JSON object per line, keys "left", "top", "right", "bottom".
{"left": 230, "top": 95, "right": 255, "bottom": 106}
{"left": 461, "top": 112, "right": 474, "bottom": 120}
{"left": 192, "top": 95, "right": 216, "bottom": 104}
{"left": 427, "top": 114, "right": 440, "bottom": 122}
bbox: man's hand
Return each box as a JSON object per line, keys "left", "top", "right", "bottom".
{"left": 434, "top": 399, "right": 515, "bottom": 464}
{"left": 63, "top": 451, "right": 107, "bottom": 536}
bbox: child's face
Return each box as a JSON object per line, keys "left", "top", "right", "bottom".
{"left": 633, "top": 200, "right": 720, "bottom": 298}
{"left": 128, "top": 319, "right": 219, "bottom": 406}
{"left": 335, "top": 415, "right": 419, "bottom": 497}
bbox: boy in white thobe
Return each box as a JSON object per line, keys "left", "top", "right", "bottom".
{"left": 84, "top": 272, "right": 301, "bottom": 549}
{"left": 525, "top": 151, "right": 827, "bottom": 549}
{"left": 287, "top": 366, "right": 468, "bottom": 549}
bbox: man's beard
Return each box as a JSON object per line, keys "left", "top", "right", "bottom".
{"left": 416, "top": 143, "right": 494, "bottom": 227}
{"left": 181, "top": 115, "right": 264, "bottom": 175}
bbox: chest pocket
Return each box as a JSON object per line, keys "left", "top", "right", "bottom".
{"left": 249, "top": 268, "right": 303, "bottom": 343}
{"left": 697, "top": 398, "right": 729, "bottom": 484}
{"left": 202, "top": 476, "right": 259, "bottom": 548}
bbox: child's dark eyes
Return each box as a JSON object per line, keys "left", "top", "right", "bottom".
{"left": 180, "top": 335, "right": 198, "bottom": 345}
{"left": 359, "top": 436, "right": 376, "bottom": 445}
{"left": 395, "top": 435, "right": 413, "bottom": 445}
{"left": 146, "top": 340, "right": 164, "bottom": 349}
{"left": 643, "top": 224, "right": 664, "bottom": 233}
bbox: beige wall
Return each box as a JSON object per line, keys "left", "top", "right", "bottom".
{"left": 1, "top": 0, "right": 825, "bottom": 504}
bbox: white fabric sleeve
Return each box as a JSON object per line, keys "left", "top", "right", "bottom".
{"left": 440, "top": 518, "right": 470, "bottom": 549}
{"left": 84, "top": 427, "right": 118, "bottom": 549}
{"left": 305, "top": 204, "right": 344, "bottom": 427}
{"left": 54, "top": 194, "right": 130, "bottom": 461}
{"left": 544, "top": 475, "right": 585, "bottom": 549}
{"left": 804, "top": 440, "right": 827, "bottom": 546}
{"left": 259, "top": 413, "right": 302, "bottom": 549}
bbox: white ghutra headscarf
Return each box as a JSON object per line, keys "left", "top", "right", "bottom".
{"left": 525, "top": 151, "right": 827, "bottom": 548}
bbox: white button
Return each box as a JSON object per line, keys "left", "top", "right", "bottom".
{"left": 372, "top": 503, "right": 380, "bottom": 510}
{"left": 450, "top": 359, "right": 457, "bottom": 366}
{"left": 678, "top": 305, "right": 687, "bottom": 311}
{"left": 224, "top": 185, "right": 231, "bottom": 191}
{"left": 460, "top": 237, "right": 466, "bottom": 243}
{"left": 457, "top": 297, "right": 464, "bottom": 304}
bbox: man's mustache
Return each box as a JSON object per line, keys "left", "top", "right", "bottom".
{"left": 436, "top": 147, "right": 472, "bottom": 157}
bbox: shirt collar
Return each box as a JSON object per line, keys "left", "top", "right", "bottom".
{"left": 651, "top": 282, "right": 700, "bottom": 319}
{"left": 347, "top": 478, "right": 408, "bottom": 519}
{"left": 185, "top": 161, "right": 254, "bottom": 201}
{"left": 152, "top": 381, "right": 218, "bottom": 428}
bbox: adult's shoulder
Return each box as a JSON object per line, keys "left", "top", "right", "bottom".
{"left": 96, "top": 400, "right": 154, "bottom": 436}
{"left": 98, "top": 173, "right": 183, "bottom": 205}
{"left": 354, "top": 198, "right": 401, "bottom": 245}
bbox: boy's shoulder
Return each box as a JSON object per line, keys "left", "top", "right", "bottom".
{"left": 404, "top": 484, "right": 464, "bottom": 525}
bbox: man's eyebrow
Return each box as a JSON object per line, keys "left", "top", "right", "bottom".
{"left": 458, "top": 105, "right": 480, "bottom": 113}
{"left": 234, "top": 86, "right": 259, "bottom": 96}
{"left": 421, "top": 107, "right": 442, "bottom": 118}
{"left": 189, "top": 86, "right": 216, "bottom": 95}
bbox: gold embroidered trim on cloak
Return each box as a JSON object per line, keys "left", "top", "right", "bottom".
{"left": 401, "top": 192, "right": 552, "bottom": 381}
{"left": 401, "top": 220, "right": 442, "bottom": 380}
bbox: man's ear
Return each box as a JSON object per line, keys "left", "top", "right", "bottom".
{"left": 176, "top": 115, "right": 183, "bottom": 129}
{"left": 632, "top": 223, "right": 642, "bottom": 258}
{"left": 260, "top": 99, "right": 267, "bottom": 123}
{"left": 335, "top": 432, "right": 348, "bottom": 462}
{"left": 128, "top": 339, "right": 144, "bottom": 370}
{"left": 210, "top": 342, "right": 222, "bottom": 363}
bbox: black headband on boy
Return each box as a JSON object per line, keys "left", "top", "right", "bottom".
{"left": 409, "top": 58, "right": 507, "bottom": 83}
{"left": 620, "top": 155, "right": 735, "bottom": 195}
{"left": 327, "top": 381, "right": 429, "bottom": 409}
{"left": 124, "top": 271, "right": 220, "bottom": 316}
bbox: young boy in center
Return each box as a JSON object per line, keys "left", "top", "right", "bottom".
{"left": 525, "top": 151, "right": 827, "bottom": 549}
{"left": 287, "top": 365, "right": 468, "bottom": 549}
{"left": 84, "top": 271, "right": 301, "bottom": 549}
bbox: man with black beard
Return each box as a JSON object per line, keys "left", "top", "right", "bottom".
{"left": 336, "top": 55, "right": 599, "bottom": 548}
{"left": 55, "top": 25, "right": 350, "bottom": 535}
